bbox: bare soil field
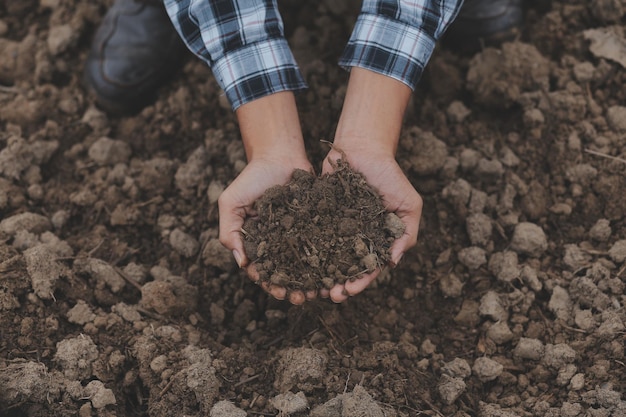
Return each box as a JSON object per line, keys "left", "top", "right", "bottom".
{"left": 1, "top": 1, "right": 625, "bottom": 416}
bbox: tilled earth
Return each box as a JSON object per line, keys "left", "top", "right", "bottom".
{"left": 1, "top": 1, "right": 626, "bottom": 416}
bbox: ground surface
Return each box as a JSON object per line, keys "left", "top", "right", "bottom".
{"left": 1, "top": 1, "right": 625, "bottom": 416}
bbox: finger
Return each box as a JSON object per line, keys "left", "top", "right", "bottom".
{"left": 246, "top": 265, "right": 260, "bottom": 282}
{"left": 389, "top": 235, "right": 413, "bottom": 267}
{"left": 389, "top": 221, "right": 419, "bottom": 266}
{"left": 289, "top": 291, "right": 306, "bottom": 305}
{"left": 305, "top": 290, "right": 318, "bottom": 301}
{"left": 269, "top": 285, "right": 287, "bottom": 301}
{"left": 389, "top": 197, "right": 423, "bottom": 265}
{"left": 329, "top": 285, "right": 348, "bottom": 303}
{"left": 319, "top": 288, "right": 330, "bottom": 298}
{"left": 321, "top": 150, "right": 343, "bottom": 175}
{"left": 260, "top": 281, "right": 272, "bottom": 293}
{"left": 218, "top": 191, "right": 249, "bottom": 267}
{"left": 344, "top": 269, "right": 379, "bottom": 296}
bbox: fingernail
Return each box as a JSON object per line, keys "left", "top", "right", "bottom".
{"left": 391, "top": 253, "right": 404, "bottom": 268}
{"left": 233, "top": 250, "right": 243, "bottom": 268}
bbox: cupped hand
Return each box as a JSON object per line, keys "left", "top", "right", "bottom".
{"left": 320, "top": 147, "right": 423, "bottom": 303}
{"left": 218, "top": 155, "right": 317, "bottom": 305}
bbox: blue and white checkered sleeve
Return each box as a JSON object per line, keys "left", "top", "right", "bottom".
{"left": 340, "top": 0, "right": 463, "bottom": 90}
{"left": 164, "top": 0, "right": 307, "bottom": 110}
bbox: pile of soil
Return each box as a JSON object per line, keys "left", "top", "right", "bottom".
{"left": 1, "top": 1, "right": 626, "bottom": 416}
{"left": 243, "top": 162, "right": 404, "bottom": 292}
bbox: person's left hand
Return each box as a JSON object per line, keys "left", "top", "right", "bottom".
{"left": 320, "top": 147, "right": 423, "bottom": 302}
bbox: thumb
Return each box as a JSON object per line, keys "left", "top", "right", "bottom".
{"left": 218, "top": 192, "right": 249, "bottom": 268}
{"left": 389, "top": 236, "right": 409, "bottom": 267}
{"left": 389, "top": 205, "right": 422, "bottom": 266}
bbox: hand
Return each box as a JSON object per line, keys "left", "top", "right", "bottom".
{"left": 218, "top": 91, "right": 317, "bottom": 305}
{"left": 321, "top": 67, "right": 422, "bottom": 302}
{"left": 320, "top": 147, "right": 423, "bottom": 302}
{"left": 218, "top": 155, "right": 317, "bottom": 305}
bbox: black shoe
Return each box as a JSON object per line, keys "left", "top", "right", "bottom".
{"left": 84, "top": 0, "right": 186, "bottom": 115}
{"left": 445, "top": 0, "right": 523, "bottom": 53}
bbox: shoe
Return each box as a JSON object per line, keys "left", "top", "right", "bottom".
{"left": 84, "top": 0, "right": 186, "bottom": 115}
{"left": 445, "top": 0, "right": 523, "bottom": 53}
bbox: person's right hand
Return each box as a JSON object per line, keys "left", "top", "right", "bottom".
{"left": 218, "top": 155, "right": 316, "bottom": 305}
{"left": 218, "top": 91, "right": 317, "bottom": 305}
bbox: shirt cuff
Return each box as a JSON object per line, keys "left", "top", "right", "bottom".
{"left": 212, "top": 38, "right": 308, "bottom": 111}
{"left": 339, "top": 13, "right": 437, "bottom": 91}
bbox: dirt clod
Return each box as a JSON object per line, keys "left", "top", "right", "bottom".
{"left": 472, "top": 357, "right": 504, "bottom": 382}
{"left": 270, "top": 391, "right": 308, "bottom": 415}
{"left": 510, "top": 222, "right": 548, "bottom": 257}
{"left": 341, "top": 385, "right": 385, "bottom": 417}
{"left": 84, "top": 380, "right": 116, "bottom": 409}
{"left": 0, "top": 361, "right": 59, "bottom": 404}
{"left": 438, "top": 375, "right": 466, "bottom": 405}
{"left": 274, "top": 347, "right": 328, "bottom": 393}
{"left": 54, "top": 335, "right": 99, "bottom": 380}
{"left": 210, "top": 401, "right": 246, "bottom": 417}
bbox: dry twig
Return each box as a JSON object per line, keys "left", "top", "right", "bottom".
{"left": 584, "top": 148, "right": 626, "bottom": 164}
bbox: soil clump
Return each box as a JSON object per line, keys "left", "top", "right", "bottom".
{"left": 242, "top": 161, "right": 404, "bottom": 291}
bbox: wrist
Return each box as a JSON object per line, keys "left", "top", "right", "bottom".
{"left": 236, "top": 91, "right": 307, "bottom": 162}
{"left": 332, "top": 134, "right": 395, "bottom": 159}
{"left": 333, "top": 67, "right": 412, "bottom": 158}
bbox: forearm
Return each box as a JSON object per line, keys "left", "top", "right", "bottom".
{"left": 334, "top": 67, "right": 412, "bottom": 157}
{"left": 164, "top": 0, "right": 307, "bottom": 110}
{"left": 336, "top": 0, "right": 464, "bottom": 155}
{"left": 326, "top": 68, "right": 423, "bottom": 303}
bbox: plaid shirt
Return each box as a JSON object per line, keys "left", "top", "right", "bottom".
{"left": 164, "top": 0, "right": 463, "bottom": 110}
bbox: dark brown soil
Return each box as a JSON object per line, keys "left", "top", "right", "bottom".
{"left": 243, "top": 162, "right": 404, "bottom": 291}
